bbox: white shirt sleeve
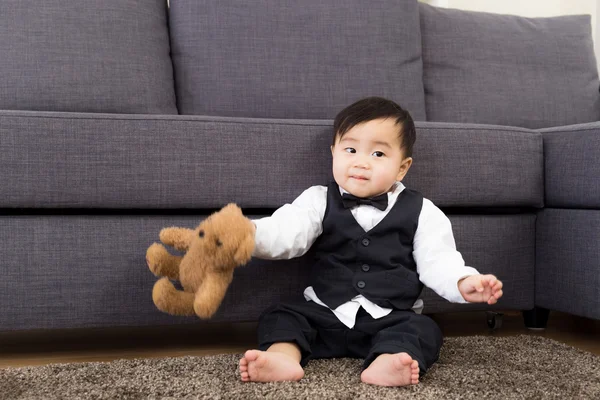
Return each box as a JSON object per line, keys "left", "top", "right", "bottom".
{"left": 413, "top": 198, "right": 479, "bottom": 303}
{"left": 252, "top": 185, "right": 327, "bottom": 260}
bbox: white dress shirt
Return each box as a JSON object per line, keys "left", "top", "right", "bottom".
{"left": 252, "top": 182, "right": 479, "bottom": 328}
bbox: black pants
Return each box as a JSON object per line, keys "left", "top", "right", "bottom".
{"left": 257, "top": 299, "right": 443, "bottom": 376}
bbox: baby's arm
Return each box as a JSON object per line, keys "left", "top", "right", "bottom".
{"left": 457, "top": 274, "right": 503, "bottom": 304}
{"left": 252, "top": 185, "right": 327, "bottom": 260}
{"left": 413, "top": 198, "right": 480, "bottom": 303}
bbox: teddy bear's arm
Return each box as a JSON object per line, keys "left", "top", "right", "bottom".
{"left": 193, "top": 272, "right": 234, "bottom": 319}
{"left": 159, "top": 227, "right": 196, "bottom": 251}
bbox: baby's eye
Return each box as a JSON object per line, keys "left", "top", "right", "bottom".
{"left": 344, "top": 147, "right": 356, "bottom": 154}
{"left": 372, "top": 151, "right": 385, "bottom": 158}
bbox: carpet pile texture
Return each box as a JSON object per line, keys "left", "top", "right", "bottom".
{"left": 1, "top": 335, "right": 598, "bottom": 399}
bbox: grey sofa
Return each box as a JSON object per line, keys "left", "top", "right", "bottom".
{"left": 0, "top": 0, "right": 598, "bottom": 332}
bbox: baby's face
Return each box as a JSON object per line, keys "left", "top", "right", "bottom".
{"left": 331, "top": 118, "right": 411, "bottom": 199}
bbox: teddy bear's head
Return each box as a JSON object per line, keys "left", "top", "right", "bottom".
{"left": 192, "top": 203, "right": 255, "bottom": 269}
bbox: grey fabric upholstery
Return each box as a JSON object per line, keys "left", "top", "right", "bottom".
{"left": 0, "top": 113, "right": 543, "bottom": 209}
{"left": 169, "top": 0, "right": 427, "bottom": 120}
{"left": 419, "top": 3, "right": 600, "bottom": 129}
{"left": 0, "top": 112, "right": 333, "bottom": 209}
{"left": 0, "top": 1, "right": 595, "bottom": 332}
{"left": 0, "top": 214, "right": 534, "bottom": 331}
{"left": 536, "top": 209, "right": 600, "bottom": 320}
{"left": 0, "top": 0, "right": 177, "bottom": 114}
{"left": 541, "top": 122, "right": 600, "bottom": 208}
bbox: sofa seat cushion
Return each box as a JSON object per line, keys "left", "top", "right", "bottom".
{"left": 405, "top": 122, "right": 543, "bottom": 208}
{"left": 169, "top": 0, "right": 427, "bottom": 120}
{"left": 0, "top": 113, "right": 542, "bottom": 209}
{"left": 0, "top": 0, "right": 177, "bottom": 114}
{"left": 541, "top": 122, "right": 600, "bottom": 208}
{"left": 419, "top": 3, "right": 600, "bottom": 129}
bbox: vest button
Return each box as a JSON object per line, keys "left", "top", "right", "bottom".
{"left": 361, "top": 238, "right": 370, "bottom": 246}
{"left": 361, "top": 264, "right": 370, "bottom": 272}
{"left": 357, "top": 280, "right": 366, "bottom": 289}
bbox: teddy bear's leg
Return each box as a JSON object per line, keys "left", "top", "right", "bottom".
{"left": 193, "top": 272, "right": 234, "bottom": 319}
{"left": 146, "top": 243, "right": 182, "bottom": 280}
{"left": 152, "top": 277, "right": 196, "bottom": 316}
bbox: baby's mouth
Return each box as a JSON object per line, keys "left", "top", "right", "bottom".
{"left": 350, "top": 175, "right": 369, "bottom": 181}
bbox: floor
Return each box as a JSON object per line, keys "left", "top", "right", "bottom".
{"left": 0, "top": 311, "right": 598, "bottom": 368}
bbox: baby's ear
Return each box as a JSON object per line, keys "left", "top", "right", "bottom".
{"left": 233, "top": 234, "right": 255, "bottom": 266}
{"left": 396, "top": 157, "right": 413, "bottom": 181}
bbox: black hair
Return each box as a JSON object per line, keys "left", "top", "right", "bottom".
{"left": 333, "top": 97, "right": 416, "bottom": 157}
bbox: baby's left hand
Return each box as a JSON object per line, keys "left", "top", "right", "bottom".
{"left": 458, "top": 274, "right": 503, "bottom": 304}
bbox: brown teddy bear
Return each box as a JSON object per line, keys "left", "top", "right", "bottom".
{"left": 146, "top": 203, "right": 255, "bottom": 319}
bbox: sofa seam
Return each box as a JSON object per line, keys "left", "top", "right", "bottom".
{"left": 0, "top": 113, "right": 545, "bottom": 134}
{"left": 0, "top": 113, "right": 333, "bottom": 127}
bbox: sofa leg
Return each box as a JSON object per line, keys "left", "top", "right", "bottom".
{"left": 522, "top": 307, "right": 550, "bottom": 330}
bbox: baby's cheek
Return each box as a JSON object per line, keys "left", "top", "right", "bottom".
{"left": 331, "top": 163, "right": 346, "bottom": 183}
{"left": 374, "top": 168, "right": 391, "bottom": 184}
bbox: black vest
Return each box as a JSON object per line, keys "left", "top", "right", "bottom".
{"left": 309, "top": 181, "right": 424, "bottom": 310}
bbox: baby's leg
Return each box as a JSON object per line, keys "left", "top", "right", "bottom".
{"left": 361, "top": 352, "right": 420, "bottom": 386}
{"left": 239, "top": 342, "right": 304, "bottom": 382}
{"left": 240, "top": 301, "right": 325, "bottom": 382}
{"left": 359, "top": 311, "right": 443, "bottom": 387}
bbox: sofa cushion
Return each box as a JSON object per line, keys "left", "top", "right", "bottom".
{"left": 0, "top": 113, "right": 542, "bottom": 209}
{"left": 419, "top": 3, "right": 600, "bottom": 129}
{"left": 405, "top": 122, "right": 543, "bottom": 208}
{"left": 0, "top": 0, "right": 177, "bottom": 114}
{"left": 541, "top": 122, "right": 600, "bottom": 208}
{"left": 169, "top": 0, "right": 426, "bottom": 120}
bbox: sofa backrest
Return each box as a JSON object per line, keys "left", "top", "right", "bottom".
{"left": 0, "top": 0, "right": 177, "bottom": 114}
{"left": 419, "top": 3, "right": 600, "bottom": 129}
{"left": 168, "top": 0, "right": 427, "bottom": 120}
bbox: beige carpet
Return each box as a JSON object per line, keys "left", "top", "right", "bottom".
{"left": 1, "top": 335, "right": 599, "bottom": 399}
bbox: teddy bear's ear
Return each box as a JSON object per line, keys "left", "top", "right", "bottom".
{"left": 222, "top": 203, "right": 242, "bottom": 216}
{"left": 233, "top": 234, "right": 255, "bottom": 266}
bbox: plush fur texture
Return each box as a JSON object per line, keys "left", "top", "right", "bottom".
{"left": 146, "top": 204, "right": 255, "bottom": 319}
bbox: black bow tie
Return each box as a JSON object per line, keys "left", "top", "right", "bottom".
{"left": 341, "top": 193, "right": 388, "bottom": 211}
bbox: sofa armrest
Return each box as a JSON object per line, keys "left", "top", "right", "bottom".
{"left": 541, "top": 122, "right": 600, "bottom": 208}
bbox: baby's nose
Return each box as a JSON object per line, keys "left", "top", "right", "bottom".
{"left": 354, "top": 158, "right": 370, "bottom": 169}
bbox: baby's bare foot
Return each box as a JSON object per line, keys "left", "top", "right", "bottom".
{"left": 361, "top": 352, "right": 420, "bottom": 387}
{"left": 239, "top": 350, "right": 304, "bottom": 382}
